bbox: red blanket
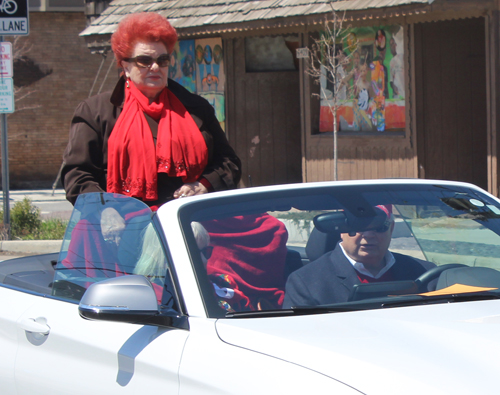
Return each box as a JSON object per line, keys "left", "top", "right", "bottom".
{"left": 203, "top": 213, "right": 288, "bottom": 311}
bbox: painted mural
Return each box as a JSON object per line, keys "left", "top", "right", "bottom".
{"left": 320, "top": 25, "right": 405, "bottom": 133}
{"left": 169, "top": 38, "right": 226, "bottom": 131}
{"left": 169, "top": 40, "right": 196, "bottom": 93}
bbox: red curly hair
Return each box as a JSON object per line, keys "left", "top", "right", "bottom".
{"left": 111, "top": 12, "right": 178, "bottom": 67}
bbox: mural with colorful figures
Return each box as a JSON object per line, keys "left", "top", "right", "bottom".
{"left": 169, "top": 40, "right": 196, "bottom": 93}
{"left": 320, "top": 25, "right": 405, "bottom": 134}
{"left": 169, "top": 38, "right": 226, "bottom": 131}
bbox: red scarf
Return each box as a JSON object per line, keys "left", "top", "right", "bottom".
{"left": 107, "top": 81, "right": 208, "bottom": 201}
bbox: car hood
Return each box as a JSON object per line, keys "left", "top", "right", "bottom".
{"left": 215, "top": 300, "right": 500, "bottom": 394}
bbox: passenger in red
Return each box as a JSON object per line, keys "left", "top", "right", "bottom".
{"left": 203, "top": 213, "right": 288, "bottom": 312}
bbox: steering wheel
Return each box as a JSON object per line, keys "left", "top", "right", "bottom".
{"left": 414, "top": 263, "right": 468, "bottom": 293}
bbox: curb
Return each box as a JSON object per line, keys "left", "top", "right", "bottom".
{"left": 0, "top": 190, "right": 70, "bottom": 205}
{"left": 0, "top": 240, "right": 63, "bottom": 254}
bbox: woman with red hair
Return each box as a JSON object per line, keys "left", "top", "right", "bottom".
{"left": 62, "top": 12, "right": 241, "bottom": 212}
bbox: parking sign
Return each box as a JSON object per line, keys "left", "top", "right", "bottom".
{"left": 0, "top": 77, "right": 14, "bottom": 113}
{"left": 0, "top": 42, "right": 12, "bottom": 77}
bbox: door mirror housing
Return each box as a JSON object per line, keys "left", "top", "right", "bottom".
{"left": 78, "top": 275, "right": 187, "bottom": 329}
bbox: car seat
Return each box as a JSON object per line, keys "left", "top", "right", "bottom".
{"left": 305, "top": 227, "right": 341, "bottom": 262}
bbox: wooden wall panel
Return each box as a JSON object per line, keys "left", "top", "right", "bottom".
{"left": 227, "top": 38, "right": 302, "bottom": 188}
{"left": 284, "top": 77, "right": 303, "bottom": 183}
{"left": 415, "top": 18, "right": 487, "bottom": 189}
{"left": 245, "top": 76, "right": 261, "bottom": 187}
{"left": 486, "top": 11, "right": 499, "bottom": 196}
{"left": 259, "top": 79, "right": 275, "bottom": 186}
{"left": 305, "top": 138, "right": 417, "bottom": 182}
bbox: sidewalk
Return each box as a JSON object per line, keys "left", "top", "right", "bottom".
{"left": 2, "top": 188, "right": 68, "bottom": 204}
{"left": 0, "top": 240, "right": 63, "bottom": 260}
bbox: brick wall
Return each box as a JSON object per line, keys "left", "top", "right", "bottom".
{"left": 2, "top": 12, "right": 117, "bottom": 189}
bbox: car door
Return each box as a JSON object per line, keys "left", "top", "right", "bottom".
{"left": 14, "top": 296, "right": 189, "bottom": 395}
{"left": 13, "top": 192, "right": 190, "bottom": 394}
{"left": 0, "top": 286, "right": 39, "bottom": 394}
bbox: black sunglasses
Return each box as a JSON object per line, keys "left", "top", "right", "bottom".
{"left": 373, "top": 222, "right": 391, "bottom": 233}
{"left": 124, "top": 54, "right": 170, "bottom": 68}
{"left": 201, "top": 245, "right": 213, "bottom": 260}
{"left": 348, "top": 221, "right": 391, "bottom": 236}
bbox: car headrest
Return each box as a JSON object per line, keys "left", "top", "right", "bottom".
{"left": 305, "top": 227, "right": 341, "bottom": 262}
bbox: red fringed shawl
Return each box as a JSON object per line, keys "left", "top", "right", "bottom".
{"left": 107, "top": 81, "right": 208, "bottom": 201}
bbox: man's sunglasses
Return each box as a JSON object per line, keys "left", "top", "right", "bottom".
{"left": 348, "top": 221, "right": 391, "bottom": 236}
{"left": 124, "top": 54, "right": 170, "bottom": 68}
{"left": 201, "top": 245, "right": 213, "bottom": 260}
{"left": 373, "top": 222, "right": 391, "bottom": 233}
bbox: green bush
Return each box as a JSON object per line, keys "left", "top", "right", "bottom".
{"left": 0, "top": 197, "right": 67, "bottom": 240}
{"left": 11, "top": 197, "right": 41, "bottom": 238}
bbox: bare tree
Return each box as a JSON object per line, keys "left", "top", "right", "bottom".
{"left": 305, "top": 7, "right": 357, "bottom": 181}
{"left": 11, "top": 36, "right": 32, "bottom": 59}
{"left": 8, "top": 36, "right": 52, "bottom": 113}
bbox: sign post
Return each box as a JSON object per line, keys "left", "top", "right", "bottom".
{"left": 0, "top": 38, "right": 13, "bottom": 237}
{"left": 0, "top": 0, "right": 27, "bottom": 238}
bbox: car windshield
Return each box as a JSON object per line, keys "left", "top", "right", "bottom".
{"left": 180, "top": 182, "right": 500, "bottom": 317}
{"left": 52, "top": 193, "right": 179, "bottom": 312}
{"left": 50, "top": 183, "right": 500, "bottom": 318}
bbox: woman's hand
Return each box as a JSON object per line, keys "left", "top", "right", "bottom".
{"left": 173, "top": 181, "right": 208, "bottom": 199}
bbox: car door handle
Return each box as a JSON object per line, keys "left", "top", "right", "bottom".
{"left": 19, "top": 317, "right": 50, "bottom": 335}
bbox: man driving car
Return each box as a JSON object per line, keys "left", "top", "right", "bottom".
{"left": 283, "top": 205, "right": 435, "bottom": 308}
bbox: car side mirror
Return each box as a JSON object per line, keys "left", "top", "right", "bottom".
{"left": 78, "top": 275, "right": 184, "bottom": 328}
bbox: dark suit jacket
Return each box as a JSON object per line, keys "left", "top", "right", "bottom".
{"left": 283, "top": 243, "right": 435, "bottom": 308}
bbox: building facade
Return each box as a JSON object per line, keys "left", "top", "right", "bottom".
{"left": 6, "top": 0, "right": 500, "bottom": 197}
{"left": 2, "top": 0, "right": 116, "bottom": 188}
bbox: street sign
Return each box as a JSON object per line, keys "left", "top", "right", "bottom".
{"left": 0, "top": 0, "right": 28, "bottom": 35}
{"left": 0, "top": 41, "right": 12, "bottom": 77}
{"left": 0, "top": 77, "right": 14, "bottom": 113}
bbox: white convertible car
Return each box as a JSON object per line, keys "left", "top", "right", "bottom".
{"left": 2, "top": 179, "right": 500, "bottom": 394}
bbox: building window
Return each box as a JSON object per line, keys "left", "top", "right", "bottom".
{"left": 29, "top": 0, "right": 84, "bottom": 12}
{"left": 245, "top": 35, "right": 299, "bottom": 72}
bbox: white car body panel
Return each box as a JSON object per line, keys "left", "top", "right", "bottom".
{"left": 13, "top": 291, "right": 188, "bottom": 395}
{"left": 178, "top": 317, "right": 360, "bottom": 394}
{"left": 0, "top": 286, "right": 39, "bottom": 394}
{"left": 216, "top": 300, "right": 500, "bottom": 394}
